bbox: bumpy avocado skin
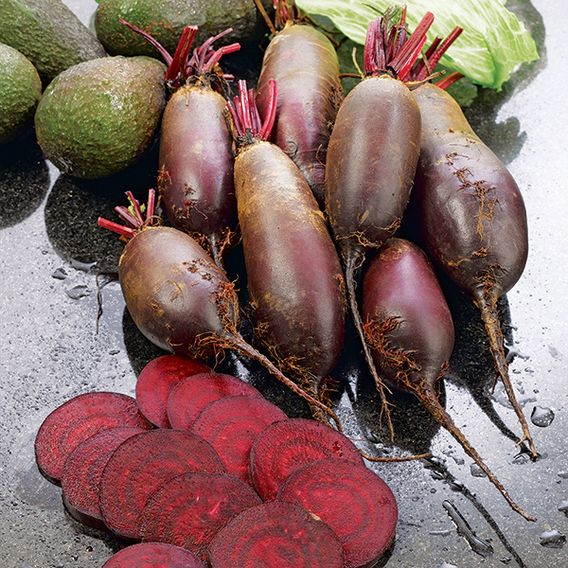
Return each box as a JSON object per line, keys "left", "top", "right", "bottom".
{"left": 0, "top": 0, "right": 106, "bottom": 84}
{"left": 35, "top": 56, "right": 166, "bottom": 179}
{"left": 95, "top": 0, "right": 269, "bottom": 56}
{"left": 0, "top": 43, "right": 42, "bottom": 143}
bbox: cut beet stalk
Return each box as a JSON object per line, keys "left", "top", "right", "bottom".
{"left": 62, "top": 427, "right": 146, "bottom": 529}
{"left": 136, "top": 355, "right": 210, "bottom": 428}
{"left": 250, "top": 418, "right": 364, "bottom": 500}
{"left": 167, "top": 372, "right": 262, "bottom": 430}
{"left": 102, "top": 542, "right": 205, "bottom": 567}
{"left": 209, "top": 501, "right": 343, "bottom": 567}
{"left": 35, "top": 392, "right": 151, "bottom": 484}
{"left": 278, "top": 458, "right": 398, "bottom": 568}
{"left": 191, "top": 396, "right": 287, "bottom": 484}
{"left": 140, "top": 472, "right": 261, "bottom": 560}
{"left": 99, "top": 430, "right": 224, "bottom": 539}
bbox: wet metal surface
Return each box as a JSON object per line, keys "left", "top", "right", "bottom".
{"left": 1, "top": 1, "right": 568, "bottom": 567}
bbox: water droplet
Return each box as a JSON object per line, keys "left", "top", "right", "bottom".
{"left": 558, "top": 471, "right": 568, "bottom": 479}
{"left": 70, "top": 258, "right": 96, "bottom": 272}
{"left": 491, "top": 381, "right": 536, "bottom": 409}
{"left": 437, "top": 563, "right": 458, "bottom": 568}
{"left": 558, "top": 499, "right": 568, "bottom": 516}
{"left": 540, "top": 530, "right": 566, "bottom": 548}
{"left": 512, "top": 453, "right": 530, "bottom": 465}
{"left": 430, "top": 529, "right": 452, "bottom": 536}
{"left": 442, "top": 501, "right": 493, "bottom": 558}
{"left": 470, "top": 463, "right": 487, "bottom": 478}
{"left": 51, "top": 267, "right": 68, "bottom": 280}
{"left": 531, "top": 406, "right": 555, "bottom": 427}
{"left": 500, "top": 556, "right": 512, "bottom": 564}
{"left": 66, "top": 285, "right": 90, "bottom": 300}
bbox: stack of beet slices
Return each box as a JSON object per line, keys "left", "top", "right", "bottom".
{"left": 35, "top": 355, "right": 398, "bottom": 567}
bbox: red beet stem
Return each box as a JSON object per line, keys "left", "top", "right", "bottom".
{"left": 119, "top": 18, "right": 173, "bottom": 65}
{"left": 363, "top": 8, "right": 434, "bottom": 80}
{"left": 166, "top": 26, "right": 199, "bottom": 83}
{"left": 436, "top": 71, "right": 464, "bottom": 90}
{"left": 227, "top": 80, "right": 277, "bottom": 142}
{"left": 97, "top": 218, "right": 135, "bottom": 238}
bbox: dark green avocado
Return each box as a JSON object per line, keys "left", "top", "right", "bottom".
{"left": 0, "top": 43, "right": 42, "bottom": 143}
{"left": 0, "top": 0, "right": 106, "bottom": 84}
{"left": 35, "top": 56, "right": 166, "bottom": 179}
{"left": 95, "top": 0, "right": 271, "bottom": 56}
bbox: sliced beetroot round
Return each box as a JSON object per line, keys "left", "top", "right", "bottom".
{"left": 99, "top": 429, "right": 224, "bottom": 539}
{"left": 102, "top": 542, "right": 205, "bottom": 567}
{"left": 35, "top": 392, "right": 151, "bottom": 484}
{"left": 140, "top": 472, "right": 262, "bottom": 560}
{"left": 278, "top": 458, "right": 398, "bottom": 568}
{"left": 62, "top": 426, "right": 146, "bottom": 529}
{"left": 136, "top": 355, "right": 210, "bottom": 428}
{"left": 250, "top": 418, "right": 363, "bottom": 500}
{"left": 209, "top": 501, "right": 343, "bottom": 567}
{"left": 192, "top": 395, "right": 287, "bottom": 484}
{"left": 167, "top": 372, "right": 263, "bottom": 430}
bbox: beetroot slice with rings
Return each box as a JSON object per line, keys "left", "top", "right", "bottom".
{"left": 209, "top": 501, "right": 343, "bottom": 567}
{"left": 278, "top": 458, "right": 398, "bottom": 568}
{"left": 250, "top": 418, "right": 363, "bottom": 500}
{"left": 102, "top": 542, "right": 205, "bottom": 567}
{"left": 191, "top": 395, "right": 287, "bottom": 483}
{"left": 136, "top": 355, "right": 210, "bottom": 428}
{"left": 35, "top": 392, "right": 152, "bottom": 484}
{"left": 99, "top": 429, "right": 225, "bottom": 539}
{"left": 167, "top": 372, "right": 263, "bottom": 430}
{"left": 61, "top": 427, "right": 146, "bottom": 529}
{"left": 139, "top": 472, "right": 261, "bottom": 560}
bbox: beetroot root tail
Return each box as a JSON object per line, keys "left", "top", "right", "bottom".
{"left": 475, "top": 292, "right": 539, "bottom": 461}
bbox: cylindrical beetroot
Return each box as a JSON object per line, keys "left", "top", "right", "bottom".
{"left": 325, "top": 9, "right": 433, "bottom": 436}
{"left": 257, "top": 2, "right": 342, "bottom": 206}
{"left": 362, "top": 238, "right": 533, "bottom": 521}
{"left": 229, "top": 80, "right": 346, "bottom": 410}
{"left": 411, "top": 80, "right": 536, "bottom": 459}
{"left": 122, "top": 22, "right": 240, "bottom": 266}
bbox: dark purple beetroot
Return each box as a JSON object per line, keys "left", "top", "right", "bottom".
{"left": 257, "top": 2, "right": 342, "bottom": 206}
{"left": 139, "top": 472, "right": 261, "bottom": 560}
{"left": 61, "top": 426, "right": 146, "bottom": 529}
{"left": 136, "top": 355, "right": 210, "bottom": 428}
{"left": 209, "top": 501, "right": 343, "bottom": 567}
{"left": 278, "top": 458, "right": 397, "bottom": 568}
{"left": 35, "top": 392, "right": 151, "bottom": 484}
{"left": 411, "top": 80, "right": 536, "bottom": 460}
{"left": 99, "top": 191, "right": 340, "bottom": 429}
{"left": 102, "top": 543, "right": 204, "bottom": 567}
{"left": 122, "top": 22, "right": 239, "bottom": 266}
{"left": 362, "top": 238, "right": 534, "bottom": 521}
{"left": 99, "top": 429, "right": 225, "bottom": 539}
{"left": 250, "top": 418, "right": 363, "bottom": 500}
{"left": 229, "top": 80, "right": 346, "bottom": 414}
{"left": 167, "top": 372, "right": 262, "bottom": 430}
{"left": 192, "top": 395, "right": 287, "bottom": 483}
{"left": 325, "top": 10, "right": 434, "bottom": 436}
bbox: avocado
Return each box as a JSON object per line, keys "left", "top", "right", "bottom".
{"left": 95, "top": 0, "right": 271, "bottom": 57}
{"left": 0, "top": 0, "right": 106, "bottom": 84}
{"left": 35, "top": 56, "right": 166, "bottom": 179}
{"left": 0, "top": 43, "right": 42, "bottom": 143}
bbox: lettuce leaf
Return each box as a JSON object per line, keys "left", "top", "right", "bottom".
{"left": 295, "top": 0, "right": 538, "bottom": 89}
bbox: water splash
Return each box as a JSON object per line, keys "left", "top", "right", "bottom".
{"left": 539, "top": 530, "right": 566, "bottom": 549}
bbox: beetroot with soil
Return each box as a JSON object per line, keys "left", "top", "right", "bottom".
{"left": 99, "top": 429, "right": 225, "bottom": 539}
{"left": 139, "top": 472, "right": 261, "bottom": 559}
{"left": 362, "top": 237, "right": 534, "bottom": 521}
{"left": 191, "top": 395, "right": 287, "bottom": 483}
{"left": 208, "top": 500, "right": 343, "bottom": 567}
{"left": 228, "top": 80, "right": 346, "bottom": 411}
{"left": 278, "top": 457, "right": 397, "bottom": 568}
{"left": 136, "top": 355, "right": 210, "bottom": 428}
{"left": 98, "top": 191, "right": 340, "bottom": 429}
{"left": 121, "top": 21, "right": 240, "bottom": 266}
{"left": 325, "top": 9, "right": 433, "bottom": 436}
{"left": 61, "top": 426, "right": 146, "bottom": 529}
{"left": 167, "top": 372, "right": 262, "bottom": 430}
{"left": 410, "top": 76, "right": 536, "bottom": 460}
{"left": 102, "top": 543, "right": 205, "bottom": 568}
{"left": 250, "top": 417, "right": 363, "bottom": 500}
{"left": 35, "top": 391, "right": 151, "bottom": 484}
{"left": 256, "top": 0, "right": 342, "bottom": 206}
